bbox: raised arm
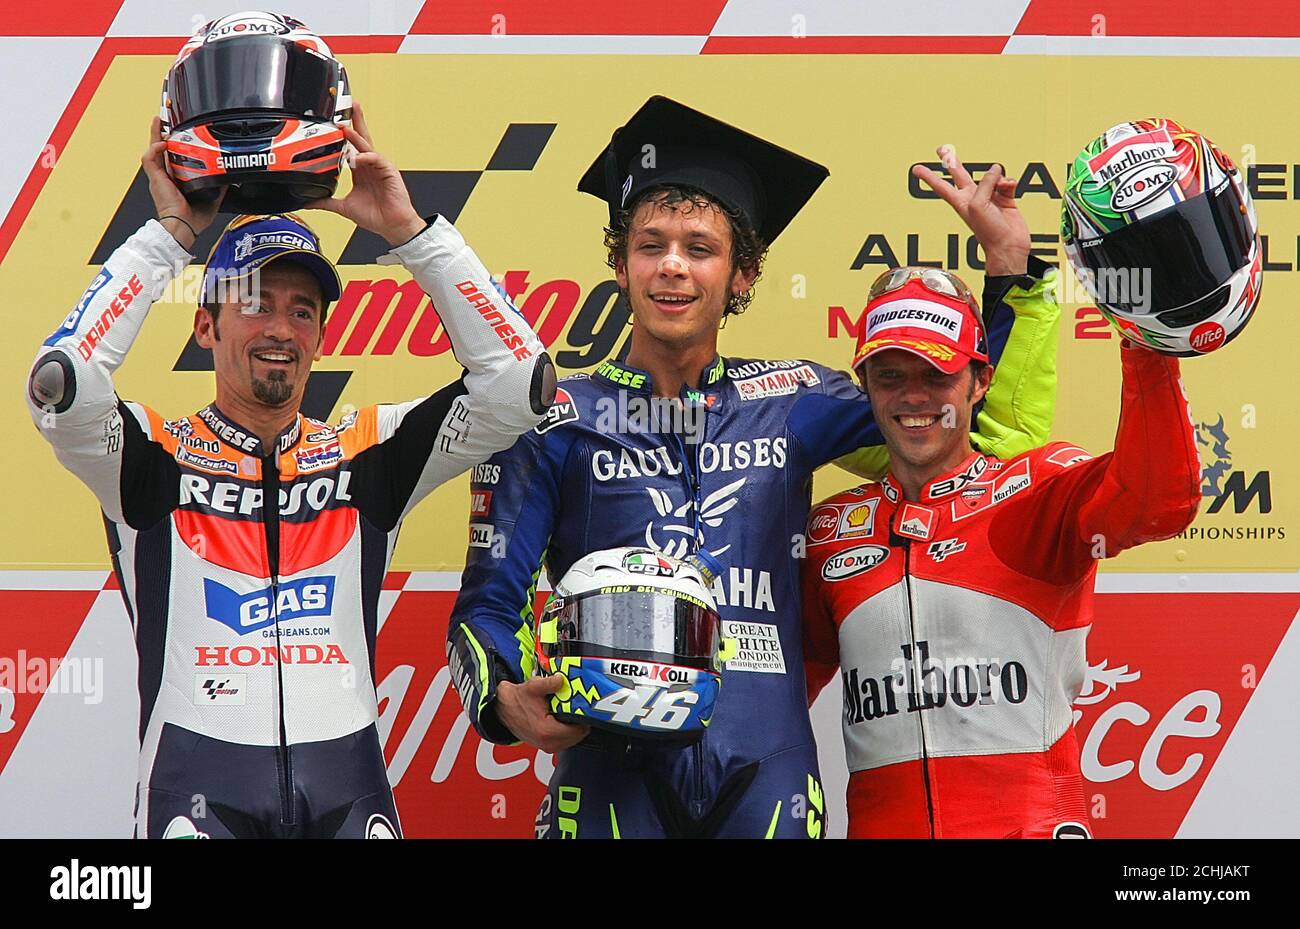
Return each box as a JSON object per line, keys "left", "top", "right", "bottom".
{"left": 990, "top": 342, "right": 1201, "bottom": 581}
{"left": 25, "top": 119, "right": 220, "bottom": 525}
{"left": 309, "top": 105, "right": 554, "bottom": 522}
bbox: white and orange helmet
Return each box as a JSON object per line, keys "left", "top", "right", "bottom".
{"left": 160, "top": 11, "right": 353, "bottom": 214}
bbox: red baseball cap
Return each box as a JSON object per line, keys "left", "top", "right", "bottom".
{"left": 851, "top": 277, "right": 988, "bottom": 376}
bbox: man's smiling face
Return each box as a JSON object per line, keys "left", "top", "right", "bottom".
{"left": 860, "top": 349, "right": 992, "bottom": 474}
{"left": 196, "top": 260, "right": 325, "bottom": 411}
{"left": 615, "top": 192, "right": 755, "bottom": 349}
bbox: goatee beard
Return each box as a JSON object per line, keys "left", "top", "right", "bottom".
{"left": 252, "top": 371, "right": 294, "bottom": 406}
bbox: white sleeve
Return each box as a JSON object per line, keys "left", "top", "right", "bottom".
{"left": 26, "top": 220, "right": 191, "bottom": 523}
{"left": 373, "top": 217, "right": 552, "bottom": 516}
{"left": 387, "top": 215, "right": 549, "bottom": 430}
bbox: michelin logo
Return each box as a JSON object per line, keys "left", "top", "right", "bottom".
{"left": 175, "top": 446, "right": 238, "bottom": 475}
{"left": 234, "top": 228, "right": 310, "bottom": 262}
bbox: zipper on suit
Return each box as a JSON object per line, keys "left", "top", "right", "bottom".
{"left": 670, "top": 392, "right": 707, "bottom": 807}
{"left": 260, "top": 452, "right": 294, "bottom": 826}
{"left": 669, "top": 430, "right": 704, "bottom": 555}
{"left": 894, "top": 530, "right": 936, "bottom": 838}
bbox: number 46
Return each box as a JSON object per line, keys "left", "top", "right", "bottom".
{"left": 593, "top": 686, "right": 699, "bottom": 731}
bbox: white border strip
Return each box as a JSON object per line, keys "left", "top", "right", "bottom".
{"left": 710, "top": 0, "right": 1033, "bottom": 37}
{"left": 401, "top": 571, "right": 1300, "bottom": 595}
{"left": 1, "top": 570, "right": 1292, "bottom": 593}
{"left": 1004, "top": 35, "right": 1300, "bottom": 57}
{"left": 1095, "top": 571, "right": 1300, "bottom": 593}
{"left": 399, "top": 571, "right": 553, "bottom": 592}
{"left": 397, "top": 34, "right": 708, "bottom": 55}
{"left": 108, "top": 0, "right": 428, "bottom": 38}
{"left": 0, "top": 572, "right": 109, "bottom": 590}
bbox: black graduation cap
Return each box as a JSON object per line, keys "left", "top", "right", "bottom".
{"left": 577, "top": 95, "right": 829, "bottom": 246}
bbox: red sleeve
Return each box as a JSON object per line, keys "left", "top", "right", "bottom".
{"left": 801, "top": 535, "right": 841, "bottom": 707}
{"left": 1075, "top": 342, "right": 1202, "bottom": 550}
{"left": 990, "top": 341, "right": 1201, "bottom": 581}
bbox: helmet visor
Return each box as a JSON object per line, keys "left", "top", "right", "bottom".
{"left": 168, "top": 36, "right": 340, "bottom": 127}
{"left": 545, "top": 589, "right": 720, "bottom": 663}
{"left": 1073, "top": 179, "right": 1254, "bottom": 315}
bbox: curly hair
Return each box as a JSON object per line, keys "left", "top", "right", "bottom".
{"left": 603, "top": 185, "right": 768, "bottom": 318}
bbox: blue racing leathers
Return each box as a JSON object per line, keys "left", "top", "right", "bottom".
{"left": 448, "top": 261, "right": 1060, "bottom": 838}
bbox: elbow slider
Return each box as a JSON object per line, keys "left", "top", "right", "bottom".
{"left": 28, "top": 350, "right": 77, "bottom": 415}
{"left": 530, "top": 350, "right": 557, "bottom": 417}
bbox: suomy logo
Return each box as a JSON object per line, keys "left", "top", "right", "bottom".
{"left": 1110, "top": 162, "right": 1177, "bottom": 211}
{"left": 821, "top": 545, "right": 889, "bottom": 581}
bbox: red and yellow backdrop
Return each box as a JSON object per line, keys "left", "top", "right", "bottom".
{"left": 1, "top": 0, "right": 1296, "bottom": 837}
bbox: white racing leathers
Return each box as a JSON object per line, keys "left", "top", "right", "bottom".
{"left": 27, "top": 218, "right": 553, "bottom": 837}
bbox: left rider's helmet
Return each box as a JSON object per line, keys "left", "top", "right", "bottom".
{"left": 161, "top": 10, "right": 352, "bottom": 214}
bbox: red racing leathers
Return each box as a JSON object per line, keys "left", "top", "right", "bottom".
{"left": 802, "top": 343, "right": 1201, "bottom": 838}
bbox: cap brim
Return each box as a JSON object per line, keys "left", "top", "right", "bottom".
{"left": 247, "top": 248, "right": 342, "bottom": 303}
{"left": 852, "top": 338, "right": 970, "bottom": 376}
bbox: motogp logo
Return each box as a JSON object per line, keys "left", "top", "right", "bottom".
{"left": 926, "top": 538, "right": 967, "bottom": 563}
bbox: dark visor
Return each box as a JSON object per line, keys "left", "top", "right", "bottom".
{"left": 168, "top": 36, "right": 339, "bottom": 127}
{"left": 1074, "top": 179, "right": 1253, "bottom": 315}
{"left": 545, "top": 589, "right": 719, "bottom": 662}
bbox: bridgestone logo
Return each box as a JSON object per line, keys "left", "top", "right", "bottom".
{"left": 870, "top": 306, "right": 958, "bottom": 332}
{"left": 866, "top": 300, "right": 964, "bottom": 340}
{"left": 218, "top": 152, "right": 277, "bottom": 169}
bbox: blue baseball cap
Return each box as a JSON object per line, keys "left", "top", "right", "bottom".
{"left": 201, "top": 213, "right": 342, "bottom": 306}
